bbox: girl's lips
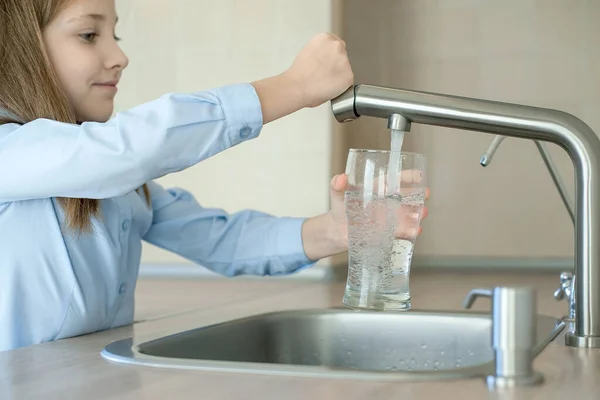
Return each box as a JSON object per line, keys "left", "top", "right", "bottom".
{"left": 93, "top": 82, "right": 118, "bottom": 92}
{"left": 95, "top": 79, "right": 119, "bottom": 86}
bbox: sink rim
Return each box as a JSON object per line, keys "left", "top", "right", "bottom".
{"left": 100, "top": 307, "right": 565, "bottom": 382}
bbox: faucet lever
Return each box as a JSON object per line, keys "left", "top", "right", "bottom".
{"left": 554, "top": 272, "right": 576, "bottom": 322}
{"left": 554, "top": 271, "right": 573, "bottom": 300}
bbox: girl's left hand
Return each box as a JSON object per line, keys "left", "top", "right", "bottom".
{"left": 301, "top": 174, "right": 430, "bottom": 261}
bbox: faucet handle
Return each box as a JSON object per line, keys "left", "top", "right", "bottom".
{"left": 554, "top": 271, "right": 577, "bottom": 321}
{"left": 559, "top": 271, "right": 574, "bottom": 285}
{"left": 554, "top": 271, "right": 574, "bottom": 301}
{"left": 462, "top": 288, "right": 493, "bottom": 309}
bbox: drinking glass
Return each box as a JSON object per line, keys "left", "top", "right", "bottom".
{"left": 342, "top": 149, "right": 427, "bottom": 311}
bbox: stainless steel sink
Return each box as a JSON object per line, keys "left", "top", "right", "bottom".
{"left": 101, "top": 308, "right": 564, "bottom": 381}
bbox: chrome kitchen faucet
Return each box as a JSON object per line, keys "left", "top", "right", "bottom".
{"left": 480, "top": 135, "right": 577, "bottom": 323}
{"left": 331, "top": 84, "right": 600, "bottom": 348}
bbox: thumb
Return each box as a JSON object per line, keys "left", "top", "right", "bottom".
{"left": 330, "top": 174, "right": 348, "bottom": 196}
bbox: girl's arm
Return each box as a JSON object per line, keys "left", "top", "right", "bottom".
{"left": 253, "top": 32, "right": 353, "bottom": 123}
{"left": 0, "top": 83, "right": 263, "bottom": 202}
{"left": 0, "top": 33, "right": 352, "bottom": 203}
{"left": 142, "top": 181, "right": 316, "bottom": 276}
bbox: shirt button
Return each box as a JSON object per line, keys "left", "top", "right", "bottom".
{"left": 239, "top": 126, "right": 252, "bottom": 138}
{"left": 122, "top": 219, "right": 131, "bottom": 231}
{"left": 119, "top": 283, "right": 127, "bottom": 294}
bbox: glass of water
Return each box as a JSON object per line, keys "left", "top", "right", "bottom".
{"left": 342, "top": 149, "right": 427, "bottom": 311}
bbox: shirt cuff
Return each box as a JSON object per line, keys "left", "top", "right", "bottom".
{"left": 274, "top": 217, "right": 316, "bottom": 275}
{"left": 215, "top": 83, "right": 263, "bottom": 147}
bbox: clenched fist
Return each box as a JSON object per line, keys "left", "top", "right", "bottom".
{"left": 285, "top": 32, "right": 354, "bottom": 108}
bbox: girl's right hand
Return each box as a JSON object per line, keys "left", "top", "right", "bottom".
{"left": 251, "top": 32, "right": 354, "bottom": 124}
{"left": 285, "top": 32, "right": 354, "bottom": 108}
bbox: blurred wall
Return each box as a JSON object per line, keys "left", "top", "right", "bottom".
{"left": 111, "top": 0, "right": 596, "bottom": 275}
{"left": 114, "top": 0, "right": 337, "bottom": 274}
{"left": 339, "top": 0, "right": 600, "bottom": 267}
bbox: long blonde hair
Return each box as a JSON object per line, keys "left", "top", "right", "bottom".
{"left": 0, "top": 0, "right": 149, "bottom": 233}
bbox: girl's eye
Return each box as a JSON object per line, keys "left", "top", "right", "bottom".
{"left": 79, "top": 32, "right": 98, "bottom": 43}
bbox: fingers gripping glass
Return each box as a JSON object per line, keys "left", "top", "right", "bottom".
{"left": 342, "top": 149, "right": 427, "bottom": 311}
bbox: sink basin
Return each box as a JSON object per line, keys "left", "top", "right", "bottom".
{"left": 101, "top": 308, "right": 564, "bottom": 381}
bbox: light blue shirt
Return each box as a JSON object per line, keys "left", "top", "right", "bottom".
{"left": 0, "top": 83, "right": 314, "bottom": 352}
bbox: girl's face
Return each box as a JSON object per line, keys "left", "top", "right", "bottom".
{"left": 43, "top": 0, "right": 129, "bottom": 122}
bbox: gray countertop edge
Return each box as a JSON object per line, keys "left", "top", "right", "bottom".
{"left": 138, "top": 256, "right": 573, "bottom": 281}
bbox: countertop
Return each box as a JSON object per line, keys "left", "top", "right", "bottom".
{"left": 1, "top": 270, "right": 598, "bottom": 400}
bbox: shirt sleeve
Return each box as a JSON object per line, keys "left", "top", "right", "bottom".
{"left": 142, "top": 181, "right": 316, "bottom": 277}
{"left": 0, "top": 83, "right": 262, "bottom": 202}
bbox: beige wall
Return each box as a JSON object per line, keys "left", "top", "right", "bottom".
{"left": 114, "top": 0, "right": 335, "bottom": 266}
{"left": 112, "top": 0, "right": 597, "bottom": 271}
{"left": 339, "top": 0, "right": 600, "bottom": 261}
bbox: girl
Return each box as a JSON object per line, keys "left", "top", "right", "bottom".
{"left": 0, "top": 0, "right": 428, "bottom": 351}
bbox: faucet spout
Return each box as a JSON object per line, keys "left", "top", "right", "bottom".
{"left": 480, "top": 135, "right": 506, "bottom": 167}
{"left": 331, "top": 84, "right": 600, "bottom": 348}
{"left": 480, "top": 135, "right": 575, "bottom": 224}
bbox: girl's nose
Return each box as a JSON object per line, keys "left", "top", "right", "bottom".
{"left": 106, "top": 43, "right": 129, "bottom": 71}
